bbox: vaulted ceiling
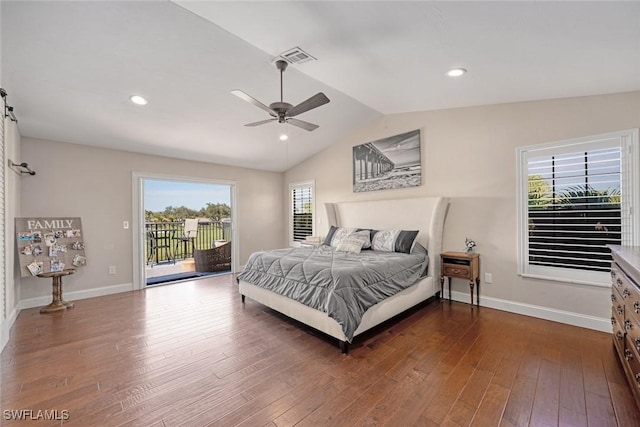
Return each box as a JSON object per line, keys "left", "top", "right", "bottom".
{"left": 3, "top": 1, "right": 639, "bottom": 172}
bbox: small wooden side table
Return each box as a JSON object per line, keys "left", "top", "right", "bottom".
{"left": 37, "top": 269, "right": 76, "bottom": 314}
{"left": 440, "top": 252, "right": 481, "bottom": 306}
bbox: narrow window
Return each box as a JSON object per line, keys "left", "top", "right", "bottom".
{"left": 290, "top": 181, "right": 314, "bottom": 245}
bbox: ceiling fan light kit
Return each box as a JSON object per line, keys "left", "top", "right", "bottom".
{"left": 231, "top": 60, "right": 330, "bottom": 132}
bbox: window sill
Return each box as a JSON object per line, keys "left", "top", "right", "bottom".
{"left": 519, "top": 272, "right": 609, "bottom": 288}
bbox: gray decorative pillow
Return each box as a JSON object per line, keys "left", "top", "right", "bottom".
{"left": 371, "top": 229, "right": 419, "bottom": 254}
{"left": 322, "top": 225, "right": 339, "bottom": 246}
{"left": 350, "top": 230, "right": 371, "bottom": 249}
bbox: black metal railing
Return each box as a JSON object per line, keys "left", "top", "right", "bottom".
{"left": 145, "top": 220, "right": 232, "bottom": 265}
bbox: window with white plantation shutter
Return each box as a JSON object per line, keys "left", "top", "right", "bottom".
{"left": 290, "top": 181, "right": 314, "bottom": 244}
{"left": 517, "top": 129, "right": 639, "bottom": 287}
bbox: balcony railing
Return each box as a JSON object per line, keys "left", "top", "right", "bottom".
{"left": 145, "top": 220, "right": 231, "bottom": 265}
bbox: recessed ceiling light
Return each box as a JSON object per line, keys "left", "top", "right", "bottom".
{"left": 279, "top": 134, "right": 289, "bottom": 141}
{"left": 446, "top": 68, "right": 467, "bottom": 77}
{"left": 129, "top": 95, "right": 148, "bottom": 105}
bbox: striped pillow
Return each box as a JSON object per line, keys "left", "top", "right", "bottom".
{"left": 371, "top": 229, "right": 419, "bottom": 254}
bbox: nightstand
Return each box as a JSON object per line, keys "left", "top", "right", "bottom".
{"left": 440, "top": 251, "right": 481, "bottom": 306}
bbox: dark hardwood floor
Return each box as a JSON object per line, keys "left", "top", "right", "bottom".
{"left": 1, "top": 274, "right": 639, "bottom": 426}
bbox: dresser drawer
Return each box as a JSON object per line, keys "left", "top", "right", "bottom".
{"left": 625, "top": 336, "right": 640, "bottom": 393}
{"left": 626, "top": 310, "right": 640, "bottom": 355}
{"left": 625, "top": 285, "right": 640, "bottom": 321}
{"left": 443, "top": 265, "right": 471, "bottom": 279}
{"left": 612, "top": 299, "right": 625, "bottom": 322}
{"left": 612, "top": 306, "right": 626, "bottom": 338}
{"left": 615, "top": 265, "right": 639, "bottom": 302}
{"left": 612, "top": 265, "right": 626, "bottom": 294}
{"left": 611, "top": 287, "right": 623, "bottom": 311}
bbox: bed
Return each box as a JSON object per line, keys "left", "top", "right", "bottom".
{"left": 238, "top": 196, "right": 449, "bottom": 353}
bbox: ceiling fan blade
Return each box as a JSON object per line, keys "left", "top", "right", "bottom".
{"left": 286, "top": 92, "right": 330, "bottom": 117}
{"left": 244, "top": 118, "right": 276, "bottom": 127}
{"left": 231, "top": 90, "right": 276, "bottom": 116}
{"left": 287, "top": 118, "right": 319, "bottom": 132}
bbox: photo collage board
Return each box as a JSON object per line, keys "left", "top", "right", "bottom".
{"left": 15, "top": 217, "right": 87, "bottom": 277}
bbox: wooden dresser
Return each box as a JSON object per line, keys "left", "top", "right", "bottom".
{"left": 610, "top": 245, "right": 640, "bottom": 409}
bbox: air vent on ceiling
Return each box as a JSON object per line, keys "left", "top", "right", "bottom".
{"left": 279, "top": 47, "right": 316, "bottom": 65}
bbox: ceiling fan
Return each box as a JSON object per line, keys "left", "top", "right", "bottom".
{"left": 231, "top": 60, "right": 330, "bottom": 132}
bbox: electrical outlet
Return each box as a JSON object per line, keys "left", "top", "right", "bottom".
{"left": 108, "top": 266, "right": 117, "bottom": 275}
{"left": 123, "top": 221, "right": 129, "bottom": 229}
{"left": 484, "top": 273, "right": 492, "bottom": 284}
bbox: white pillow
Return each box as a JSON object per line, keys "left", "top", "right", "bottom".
{"left": 371, "top": 229, "right": 401, "bottom": 252}
{"left": 329, "top": 227, "right": 357, "bottom": 247}
{"left": 335, "top": 238, "right": 365, "bottom": 254}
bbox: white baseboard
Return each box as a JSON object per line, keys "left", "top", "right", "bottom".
{"left": 444, "top": 290, "right": 610, "bottom": 333}
{"left": 20, "top": 283, "right": 134, "bottom": 310}
{"left": 0, "top": 306, "right": 20, "bottom": 352}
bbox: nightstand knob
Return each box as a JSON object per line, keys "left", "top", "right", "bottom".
{"left": 617, "top": 278, "right": 623, "bottom": 286}
{"left": 635, "top": 373, "right": 640, "bottom": 384}
{"left": 617, "top": 306, "right": 624, "bottom": 315}
{"left": 625, "top": 320, "right": 633, "bottom": 331}
{"left": 623, "top": 289, "right": 631, "bottom": 298}
{"left": 617, "top": 331, "right": 625, "bottom": 340}
{"left": 635, "top": 337, "right": 640, "bottom": 351}
{"left": 611, "top": 270, "right": 616, "bottom": 278}
{"left": 625, "top": 349, "right": 633, "bottom": 361}
{"left": 635, "top": 301, "right": 640, "bottom": 314}
{"left": 611, "top": 317, "right": 616, "bottom": 325}
{"left": 611, "top": 294, "right": 616, "bottom": 302}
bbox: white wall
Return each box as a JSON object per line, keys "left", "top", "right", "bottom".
{"left": 19, "top": 137, "right": 285, "bottom": 302}
{"left": 1, "top": 0, "right": 24, "bottom": 349}
{"left": 4, "top": 122, "right": 21, "bottom": 327}
{"left": 285, "top": 90, "right": 640, "bottom": 331}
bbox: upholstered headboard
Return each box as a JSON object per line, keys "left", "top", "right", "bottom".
{"left": 325, "top": 197, "right": 450, "bottom": 279}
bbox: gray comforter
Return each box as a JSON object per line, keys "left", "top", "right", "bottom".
{"left": 237, "top": 245, "right": 428, "bottom": 342}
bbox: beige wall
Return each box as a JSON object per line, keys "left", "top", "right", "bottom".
{"left": 19, "top": 137, "right": 285, "bottom": 300}
{"left": 285, "top": 91, "right": 640, "bottom": 322}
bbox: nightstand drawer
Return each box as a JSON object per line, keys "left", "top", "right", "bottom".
{"left": 443, "top": 265, "right": 471, "bottom": 278}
